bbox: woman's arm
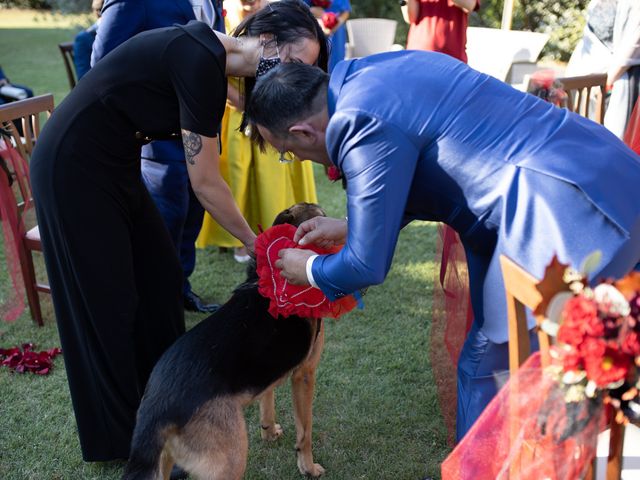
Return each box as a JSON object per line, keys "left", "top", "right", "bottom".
{"left": 181, "top": 129, "right": 256, "bottom": 251}
{"left": 452, "top": 0, "right": 477, "bottom": 13}
{"left": 609, "top": 5, "right": 640, "bottom": 87}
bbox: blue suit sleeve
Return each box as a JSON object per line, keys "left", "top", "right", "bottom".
{"left": 312, "top": 111, "right": 419, "bottom": 300}
{"left": 91, "top": 0, "right": 146, "bottom": 66}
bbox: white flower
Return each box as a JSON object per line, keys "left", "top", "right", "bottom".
{"left": 593, "top": 284, "right": 631, "bottom": 317}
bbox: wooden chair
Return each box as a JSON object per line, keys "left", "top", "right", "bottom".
{"left": 556, "top": 73, "right": 608, "bottom": 124}
{"left": 500, "top": 254, "right": 625, "bottom": 480}
{"left": 0, "top": 94, "right": 54, "bottom": 325}
{"left": 58, "top": 41, "right": 76, "bottom": 90}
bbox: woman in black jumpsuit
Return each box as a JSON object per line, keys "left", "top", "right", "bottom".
{"left": 30, "top": 1, "right": 327, "bottom": 462}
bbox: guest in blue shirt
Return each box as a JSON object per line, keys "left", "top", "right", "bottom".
{"left": 72, "top": 1, "right": 103, "bottom": 80}
{"left": 305, "top": 0, "right": 351, "bottom": 71}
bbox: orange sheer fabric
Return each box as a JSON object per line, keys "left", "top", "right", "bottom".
{"left": 0, "top": 137, "right": 31, "bottom": 321}
{"left": 431, "top": 224, "right": 473, "bottom": 444}
{"left": 441, "top": 352, "right": 604, "bottom": 479}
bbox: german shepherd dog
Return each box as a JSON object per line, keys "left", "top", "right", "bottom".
{"left": 122, "top": 203, "right": 327, "bottom": 480}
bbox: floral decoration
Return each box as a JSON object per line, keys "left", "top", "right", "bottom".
{"left": 540, "top": 253, "right": 640, "bottom": 424}
{"left": 326, "top": 165, "right": 342, "bottom": 182}
{"left": 0, "top": 343, "right": 62, "bottom": 375}
{"left": 527, "top": 69, "right": 568, "bottom": 108}
{"left": 321, "top": 11, "right": 338, "bottom": 30}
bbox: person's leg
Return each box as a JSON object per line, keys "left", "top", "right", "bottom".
{"left": 456, "top": 324, "right": 538, "bottom": 442}
{"left": 130, "top": 190, "right": 185, "bottom": 385}
{"left": 33, "top": 168, "right": 150, "bottom": 461}
{"left": 141, "top": 158, "right": 218, "bottom": 312}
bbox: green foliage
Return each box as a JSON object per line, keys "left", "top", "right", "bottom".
{"left": 0, "top": 0, "right": 93, "bottom": 12}
{"left": 48, "top": 0, "right": 93, "bottom": 13}
{"left": 0, "top": 0, "right": 50, "bottom": 9}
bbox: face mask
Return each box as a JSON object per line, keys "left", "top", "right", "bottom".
{"left": 256, "top": 43, "right": 281, "bottom": 78}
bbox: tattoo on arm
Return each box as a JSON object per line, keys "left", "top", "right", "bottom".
{"left": 182, "top": 130, "right": 202, "bottom": 165}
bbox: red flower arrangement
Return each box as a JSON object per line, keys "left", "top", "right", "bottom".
{"left": 542, "top": 258, "right": 640, "bottom": 423}
{"left": 0, "top": 343, "right": 62, "bottom": 375}
{"left": 527, "top": 69, "right": 568, "bottom": 108}
{"left": 321, "top": 11, "right": 338, "bottom": 30}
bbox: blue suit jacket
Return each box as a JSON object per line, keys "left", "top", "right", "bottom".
{"left": 312, "top": 51, "right": 640, "bottom": 342}
{"left": 91, "top": 0, "right": 225, "bottom": 162}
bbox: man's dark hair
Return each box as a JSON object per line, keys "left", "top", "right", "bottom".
{"left": 245, "top": 62, "right": 329, "bottom": 149}
{"left": 234, "top": 0, "right": 329, "bottom": 131}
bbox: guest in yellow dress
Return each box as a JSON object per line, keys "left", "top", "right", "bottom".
{"left": 196, "top": 0, "right": 318, "bottom": 262}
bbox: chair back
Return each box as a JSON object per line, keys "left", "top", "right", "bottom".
{"left": 500, "top": 254, "right": 625, "bottom": 479}
{"left": 556, "top": 73, "right": 607, "bottom": 124}
{"left": 58, "top": 41, "right": 77, "bottom": 90}
{"left": 0, "top": 94, "right": 54, "bottom": 160}
{"left": 499, "top": 255, "right": 551, "bottom": 373}
{"left": 0, "top": 95, "right": 54, "bottom": 221}
{"left": 346, "top": 18, "right": 397, "bottom": 58}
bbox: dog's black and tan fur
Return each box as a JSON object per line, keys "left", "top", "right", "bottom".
{"left": 122, "top": 203, "right": 326, "bottom": 480}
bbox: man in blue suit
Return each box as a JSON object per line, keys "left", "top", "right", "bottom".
{"left": 246, "top": 57, "right": 640, "bottom": 441}
{"left": 91, "top": 0, "right": 225, "bottom": 313}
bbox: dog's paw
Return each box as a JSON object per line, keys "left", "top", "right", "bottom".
{"left": 260, "top": 423, "right": 283, "bottom": 441}
{"left": 299, "top": 462, "right": 325, "bottom": 478}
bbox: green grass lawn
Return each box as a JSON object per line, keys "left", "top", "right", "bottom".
{"left": 0, "top": 10, "right": 449, "bottom": 480}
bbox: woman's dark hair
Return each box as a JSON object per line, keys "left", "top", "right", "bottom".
{"left": 233, "top": 0, "right": 329, "bottom": 131}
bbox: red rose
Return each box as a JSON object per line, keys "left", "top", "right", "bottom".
{"left": 322, "top": 12, "right": 338, "bottom": 30}
{"left": 326, "top": 165, "right": 341, "bottom": 181}
{"left": 621, "top": 330, "right": 640, "bottom": 356}
{"left": 583, "top": 340, "right": 630, "bottom": 387}
{"left": 560, "top": 346, "right": 584, "bottom": 372}
{"left": 557, "top": 296, "right": 602, "bottom": 347}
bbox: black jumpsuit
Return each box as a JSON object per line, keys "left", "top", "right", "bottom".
{"left": 30, "top": 21, "right": 227, "bottom": 461}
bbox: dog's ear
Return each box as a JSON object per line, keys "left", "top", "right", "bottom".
{"left": 272, "top": 208, "right": 295, "bottom": 227}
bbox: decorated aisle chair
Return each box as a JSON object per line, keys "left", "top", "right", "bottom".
{"left": 441, "top": 254, "right": 640, "bottom": 479}
{"left": 0, "top": 94, "right": 54, "bottom": 325}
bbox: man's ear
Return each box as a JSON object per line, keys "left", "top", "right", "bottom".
{"left": 289, "top": 123, "right": 319, "bottom": 142}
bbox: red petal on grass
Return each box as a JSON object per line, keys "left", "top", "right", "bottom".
{"left": 0, "top": 343, "right": 61, "bottom": 375}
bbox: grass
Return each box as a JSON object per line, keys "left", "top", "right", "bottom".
{"left": 0, "top": 10, "right": 449, "bottom": 480}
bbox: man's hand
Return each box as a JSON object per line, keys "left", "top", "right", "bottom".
{"left": 275, "top": 248, "right": 315, "bottom": 285}
{"left": 294, "top": 216, "right": 348, "bottom": 249}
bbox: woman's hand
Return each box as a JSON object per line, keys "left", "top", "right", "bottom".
{"left": 275, "top": 248, "right": 314, "bottom": 285}
{"left": 294, "top": 216, "right": 348, "bottom": 249}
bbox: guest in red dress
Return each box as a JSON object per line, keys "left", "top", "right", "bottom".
{"left": 405, "top": 0, "right": 479, "bottom": 63}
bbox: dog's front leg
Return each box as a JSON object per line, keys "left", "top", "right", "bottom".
{"left": 259, "top": 387, "right": 283, "bottom": 441}
{"left": 291, "top": 322, "right": 325, "bottom": 478}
